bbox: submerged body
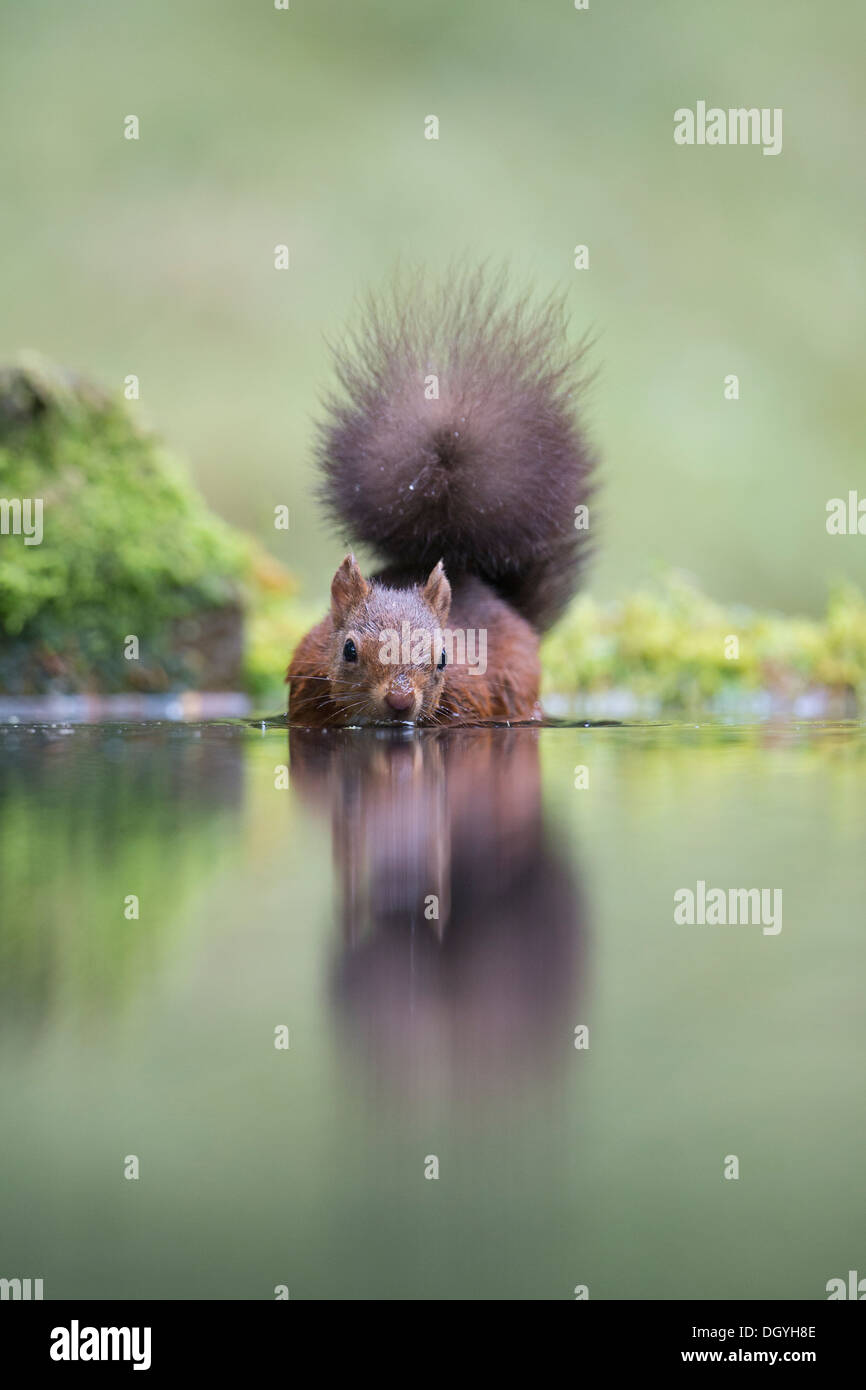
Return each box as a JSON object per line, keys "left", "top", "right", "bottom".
{"left": 287, "top": 268, "right": 596, "bottom": 726}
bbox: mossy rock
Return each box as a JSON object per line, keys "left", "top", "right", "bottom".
{"left": 541, "top": 571, "right": 866, "bottom": 712}
{"left": 0, "top": 357, "right": 261, "bottom": 694}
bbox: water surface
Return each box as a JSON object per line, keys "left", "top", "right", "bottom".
{"left": 0, "top": 718, "right": 863, "bottom": 1299}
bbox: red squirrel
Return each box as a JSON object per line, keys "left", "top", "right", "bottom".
{"left": 287, "top": 268, "right": 595, "bottom": 726}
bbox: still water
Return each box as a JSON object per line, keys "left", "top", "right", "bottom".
{"left": 0, "top": 718, "right": 863, "bottom": 1300}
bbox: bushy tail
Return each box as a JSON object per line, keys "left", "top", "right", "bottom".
{"left": 315, "top": 266, "right": 597, "bottom": 631}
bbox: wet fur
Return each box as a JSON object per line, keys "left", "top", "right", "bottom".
{"left": 287, "top": 268, "right": 594, "bottom": 726}
{"left": 316, "top": 265, "right": 595, "bottom": 632}
{"left": 288, "top": 573, "right": 541, "bottom": 727}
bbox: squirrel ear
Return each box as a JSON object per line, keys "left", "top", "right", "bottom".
{"left": 330, "top": 554, "right": 369, "bottom": 621}
{"left": 421, "top": 559, "right": 451, "bottom": 624}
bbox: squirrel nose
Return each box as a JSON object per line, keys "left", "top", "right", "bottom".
{"left": 385, "top": 687, "right": 415, "bottom": 713}
{"left": 383, "top": 689, "right": 414, "bottom": 711}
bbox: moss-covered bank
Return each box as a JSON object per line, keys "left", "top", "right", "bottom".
{"left": 3, "top": 358, "right": 864, "bottom": 714}
{"left": 541, "top": 572, "right": 866, "bottom": 715}
{"left": 0, "top": 358, "right": 296, "bottom": 696}
{"left": 248, "top": 571, "right": 866, "bottom": 715}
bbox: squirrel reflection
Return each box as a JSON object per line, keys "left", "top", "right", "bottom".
{"left": 289, "top": 727, "right": 585, "bottom": 1095}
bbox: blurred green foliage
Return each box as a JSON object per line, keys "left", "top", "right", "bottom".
{"left": 0, "top": 0, "right": 863, "bottom": 618}
{"left": 0, "top": 359, "right": 298, "bottom": 695}
{"left": 0, "top": 359, "right": 244, "bottom": 634}
{"left": 540, "top": 572, "right": 866, "bottom": 712}
{"left": 1, "top": 2, "right": 864, "bottom": 708}
{"left": 0, "top": 359, "right": 243, "bottom": 691}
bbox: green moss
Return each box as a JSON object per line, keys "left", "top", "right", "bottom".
{"left": 4, "top": 358, "right": 864, "bottom": 712}
{"left": 0, "top": 357, "right": 252, "bottom": 692}
{"left": 541, "top": 572, "right": 866, "bottom": 712}
{"left": 243, "top": 590, "right": 320, "bottom": 707}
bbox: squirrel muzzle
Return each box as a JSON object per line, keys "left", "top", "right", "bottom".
{"left": 383, "top": 673, "right": 417, "bottom": 718}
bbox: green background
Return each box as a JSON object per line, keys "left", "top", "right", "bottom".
{"left": 1, "top": 0, "right": 863, "bottom": 615}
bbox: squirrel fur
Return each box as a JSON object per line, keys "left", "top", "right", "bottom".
{"left": 287, "top": 267, "right": 595, "bottom": 726}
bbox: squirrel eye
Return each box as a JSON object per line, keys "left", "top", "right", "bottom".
{"left": 342, "top": 638, "right": 358, "bottom": 663}
{"left": 437, "top": 648, "right": 447, "bottom": 671}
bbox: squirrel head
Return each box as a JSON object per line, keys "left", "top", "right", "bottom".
{"left": 326, "top": 554, "right": 452, "bottom": 725}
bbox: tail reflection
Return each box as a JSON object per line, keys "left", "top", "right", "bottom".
{"left": 289, "top": 727, "right": 586, "bottom": 1096}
